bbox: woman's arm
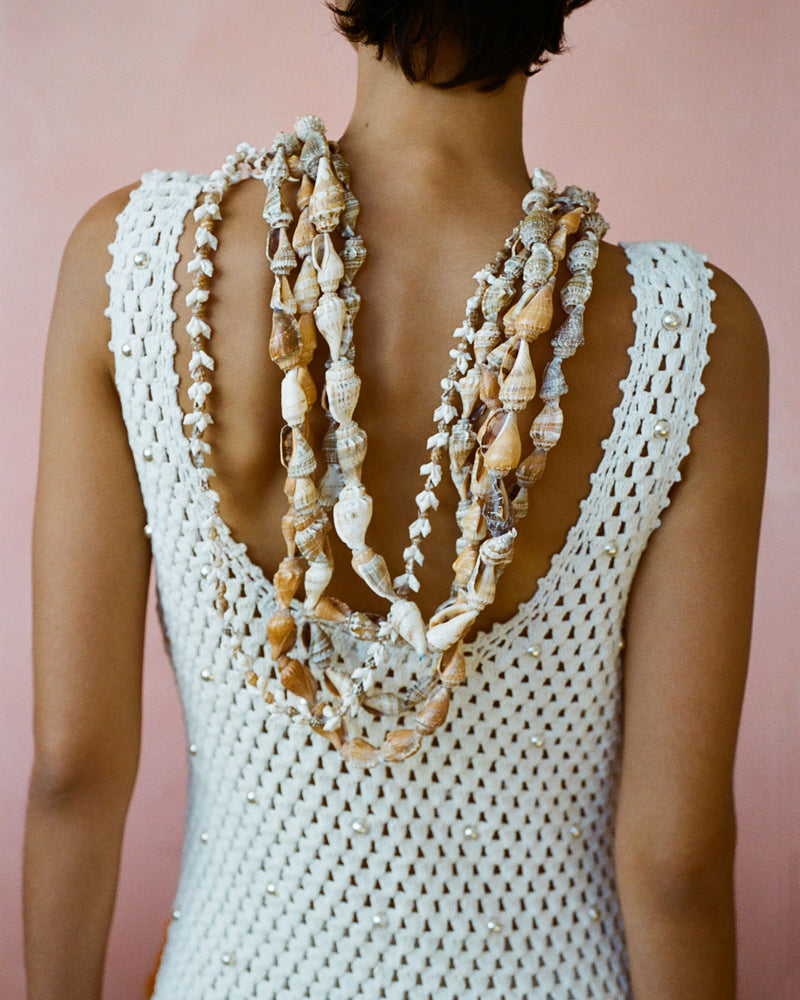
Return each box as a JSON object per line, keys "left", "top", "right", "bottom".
{"left": 615, "top": 267, "right": 769, "bottom": 999}
{"left": 25, "top": 186, "right": 150, "bottom": 1000}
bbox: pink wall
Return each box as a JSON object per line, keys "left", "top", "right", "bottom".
{"left": 2, "top": 1, "right": 798, "bottom": 996}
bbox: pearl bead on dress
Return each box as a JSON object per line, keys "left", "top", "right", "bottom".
{"left": 133, "top": 250, "right": 150, "bottom": 268}
{"left": 661, "top": 310, "right": 681, "bottom": 330}
{"left": 602, "top": 540, "right": 618, "bottom": 557}
{"left": 351, "top": 819, "right": 369, "bottom": 835}
{"left": 527, "top": 643, "right": 542, "bottom": 659}
{"left": 121, "top": 342, "right": 132, "bottom": 357}
{"left": 653, "top": 419, "right": 671, "bottom": 439}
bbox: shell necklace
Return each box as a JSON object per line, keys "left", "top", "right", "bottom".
{"left": 186, "top": 115, "right": 608, "bottom": 767}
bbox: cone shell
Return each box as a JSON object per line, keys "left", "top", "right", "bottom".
{"left": 313, "top": 292, "right": 346, "bottom": 360}
{"left": 530, "top": 401, "right": 564, "bottom": 451}
{"left": 333, "top": 483, "right": 373, "bottom": 551}
{"left": 312, "top": 596, "right": 350, "bottom": 623}
{"left": 303, "top": 557, "right": 333, "bottom": 611}
{"left": 389, "top": 599, "right": 428, "bottom": 658}
{"left": 336, "top": 423, "right": 368, "bottom": 481}
{"left": 281, "top": 510, "right": 296, "bottom": 555}
{"left": 295, "top": 517, "right": 328, "bottom": 562}
{"left": 452, "top": 542, "right": 479, "bottom": 588}
{"left": 340, "top": 188, "right": 360, "bottom": 237}
{"left": 341, "top": 235, "right": 367, "bottom": 284}
{"left": 426, "top": 607, "right": 478, "bottom": 651}
{"left": 287, "top": 429, "right": 317, "bottom": 479}
{"left": 480, "top": 528, "right": 516, "bottom": 567}
{"left": 460, "top": 499, "right": 487, "bottom": 544}
{"left": 308, "top": 155, "right": 345, "bottom": 232}
{"left": 483, "top": 477, "right": 514, "bottom": 536}
{"left": 295, "top": 363, "right": 317, "bottom": 406}
{"left": 325, "top": 359, "right": 361, "bottom": 426}
{"left": 479, "top": 369, "right": 500, "bottom": 406}
{"left": 511, "top": 485, "right": 529, "bottom": 520}
{"left": 263, "top": 186, "right": 292, "bottom": 229}
{"left": 308, "top": 625, "right": 334, "bottom": 669}
{"left": 458, "top": 368, "right": 481, "bottom": 417}
{"left": 415, "top": 685, "right": 451, "bottom": 736}
{"left": 466, "top": 561, "right": 496, "bottom": 610}
{"left": 438, "top": 641, "right": 467, "bottom": 687}
{"left": 281, "top": 368, "right": 308, "bottom": 426}
{"left": 380, "top": 728, "right": 422, "bottom": 762}
{"left": 352, "top": 547, "right": 396, "bottom": 601}
{"left": 269, "top": 310, "right": 302, "bottom": 371}
{"left": 267, "top": 226, "right": 297, "bottom": 275}
{"left": 292, "top": 476, "right": 319, "bottom": 511}
{"left": 558, "top": 206, "right": 584, "bottom": 235}
{"left": 273, "top": 556, "right": 304, "bottom": 607}
{"left": 552, "top": 307, "right": 585, "bottom": 359}
{"left": 449, "top": 419, "right": 476, "bottom": 474}
{"left": 318, "top": 462, "right": 346, "bottom": 510}
{"left": 291, "top": 206, "right": 315, "bottom": 259}
{"left": 511, "top": 283, "right": 553, "bottom": 339}
{"left": 278, "top": 655, "right": 318, "bottom": 704}
{"left": 549, "top": 225, "right": 569, "bottom": 262}
{"left": 540, "top": 358, "right": 567, "bottom": 402}
{"left": 482, "top": 411, "right": 521, "bottom": 476}
{"left": 268, "top": 608, "right": 297, "bottom": 660}
{"left": 311, "top": 232, "right": 345, "bottom": 294}
{"left": 340, "top": 737, "right": 381, "bottom": 767}
{"left": 296, "top": 172, "right": 314, "bottom": 211}
{"left": 362, "top": 691, "right": 404, "bottom": 717}
{"left": 499, "top": 338, "right": 536, "bottom": 412}
{"left": 271, "top": 275, "right": 297, "bottom": 316}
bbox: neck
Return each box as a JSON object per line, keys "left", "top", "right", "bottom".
{"left": 338, "top": 46, "right": 530, "bottom": 191}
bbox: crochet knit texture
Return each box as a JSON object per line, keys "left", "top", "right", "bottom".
{"left": 106, "top": 170, "right": 715, "bottom": 1000}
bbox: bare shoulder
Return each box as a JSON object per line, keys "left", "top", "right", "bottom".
{"left": 50, "top": 183, "right": 139, "bottom": 365}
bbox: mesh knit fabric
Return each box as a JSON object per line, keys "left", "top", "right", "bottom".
{"left": 106, "top": 169, "right": 715, "bottom": 1000}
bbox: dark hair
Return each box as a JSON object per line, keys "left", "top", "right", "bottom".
{"left": 329, "top": 1, "right": 594, "bottom": 92}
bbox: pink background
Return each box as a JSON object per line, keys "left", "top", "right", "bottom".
{"left": 2, "top": 0, "right": 798, "bottom": 996}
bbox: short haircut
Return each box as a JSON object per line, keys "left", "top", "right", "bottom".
{"left": 329, "top": 0, "right": 595, "bottom": 91}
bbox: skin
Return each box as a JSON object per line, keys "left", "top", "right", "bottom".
{"left": 26, "top": 41, "right": 767, "bottom": 1000}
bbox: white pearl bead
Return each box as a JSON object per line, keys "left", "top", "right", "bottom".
{"left": 200, "top": 831, "right": 209, "bottom": 843}
{"left": 486, "top": 920, "right": 503, "bottom": 933}
{"left": 121, "top": 343, "right": 132, "bottom": 357}
{"left": 351, "top": 819, "right": 369, "bottom": 835}
{"left": 142, "top": 446, "right": 154, "bottom": 462}
{"left": 133, "top": 250, "right": 150, "bottom": 268}
{"left": 527, "top": 643, "right": 542, "bottom": 659}
{"left": 661, "top": 310, "right": 681, "bottom": 330}
{"left": 603, "top": 540, "right": 618, "bottom": 557}
{"left": 172, "top": 909, "right": 181, "bottom": 920}
{"left": 569, "top": 825, "right": 582, "bottom": 838}
{"left": 246, "top": 791, "right": 258, "bottom": 804}
{"left": 266, "top": 882, "right": 278, "bottom": 895}
{"left": 143, "top": 524, "right": 152, "bottom": 538}
{"left": 200, "top": 563, "right": 212, "bottom": 578}
{"left": 463, "top": 825, "right": 479, "bottom": 840}
{"left": 220, "top": 952, "right": 234, "bottom": 966}
{"left": 371, "top": 913, "right": 387, "bottom": 927}
{"left": 653, "top": 419, "right": 671, "bottom": 439}
{"left": 588, "top": 906, "right": 601, "bottom": 921}
{"left": 200, "top": 668, "right": 213, "bottom": 682}
{"left": 188, "top": 743, "right": 198, "bottom": 755}
{"left": 530, "top": 734, "right": 544, "bottom": 748}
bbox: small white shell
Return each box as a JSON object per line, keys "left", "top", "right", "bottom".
{"left": 333, "top": 483, "right": 373, "bottom": 551}
{"left": 303, "top": 557, "right": 333, "bottom": 611}
{"left": 388, "top": 599, "right": 428, "bottom": 658}
{"left": 280, "top": 368, "right": 307, "bottom": 426}
{"left": 313, "top": 292, "right": 346, "bottom": 361}
{"left": 426, "top": 607, "right": 478, "bottom": 651}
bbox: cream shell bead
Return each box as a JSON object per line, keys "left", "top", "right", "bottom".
{"left": 388, "top": 599, "right": 428, "bottom": 658}
{"left": 332, "top": 484, "right": 373, "bottom": 551}
{"left": 314, "top": 292, "right": 346, "bottom": 361}
{"left": 308, "top": 155, "right": 345, "bottom": 232}
{"left": 351, "top": 547, "right": 396, "bottom": 601}
{"left": 311, "top": 232, "right": 345, "bottom": 294}
{"left": 280, "top": 368, "right": 308, "bottom": 426}
{"left": 293, "top": 254, "right": 320, "bottom": 314}
{"left": 304, "top": 558, "right": 333, "bottom": 611}
{"left": 325, "top": 359, "right": 361, "bottom": 426}
{"left": 426, "top": 607, "right": 479, "bottom": 651}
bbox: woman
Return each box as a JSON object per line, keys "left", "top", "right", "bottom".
{"left": 25, "top": 1, "right": 768, "bottom": 998}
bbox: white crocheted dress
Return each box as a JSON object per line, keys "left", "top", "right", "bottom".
{"left": 106, "top": 170, "right": 714, "bottom": 1000}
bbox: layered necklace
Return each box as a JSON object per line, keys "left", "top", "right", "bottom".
{"left": 186, "top": 115, "right": 608, "bottom": 767}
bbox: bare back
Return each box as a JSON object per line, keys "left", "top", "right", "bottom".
{"left": 164, "top": 167, "right": 638, "bottom": 630}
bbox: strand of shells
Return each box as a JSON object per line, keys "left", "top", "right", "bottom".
{"left": 186, "top": 117, "right": 607, "bottom": 768}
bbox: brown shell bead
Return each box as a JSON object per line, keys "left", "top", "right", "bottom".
{"left": 530, "top": 401, "right": 564, "bottom": 451}
{"left": 296, "top": 172, "right": 313, "bottom": 210}
{"left": 516, "top": 448, "right": 548, "bottom": 488}
{"left": 269, "top": 311, "right": 302, "bottom": 371}
{"left": 482, "top": 410, "right": 521, "bottom": 477}
{"left": 452, "top": 543, "right": 479, "bottom": 588}
{"left": 291, "top": 206, "right": 315, "bottom": 259}
{"left": 438, "top": 641, "right": 467, "bottom": 687}
{"left": 312, "top": 596, "right": 351, "bottom": 623}
{"left": 415, "top": 685, "right": 451, "bottom": 735}
{"left": 512, "top": 283, "right": 553, "bottom": 340}
{"left": 273, "top": 556, "right": 304, "bottom": 607}
{"left": 340, "top": 737, "right": 381, "bottom": 767}
{"left": 278, "top": 655, "right": 318, "bottom": 704}
{"left": 380, "top": 728, "right": 422, "bottom": 762}
{"left": 268, "top": 608, "right": 297, "bottom": 660}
